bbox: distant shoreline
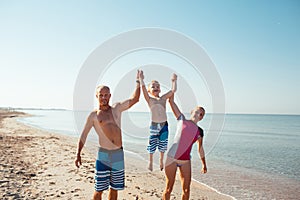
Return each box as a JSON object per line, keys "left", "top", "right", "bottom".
{"left": 1, "top": 107, "right": 68, "bottom": 111}
{"left": 3, "top": 107, "right": 299, "bottom": 116}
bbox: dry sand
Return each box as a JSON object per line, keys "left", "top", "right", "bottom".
{"left": 0, "top": 109, "right": 233, "bottom": 199}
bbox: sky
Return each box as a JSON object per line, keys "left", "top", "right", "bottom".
{"left": 0, "top": 0, "right": 299, "bottom": 114}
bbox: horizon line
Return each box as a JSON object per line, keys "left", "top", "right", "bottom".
{"left": 1, "top": 106, "right": 299, "bottom": 116}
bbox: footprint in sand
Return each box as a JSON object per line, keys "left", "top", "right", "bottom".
{"left": 71, "top": 188, "right": 81, "bottom": 193}
{"left": 68, "top": 169, "right": 76, "bottom": 173}
{"left": 49, "top": 181, "right": 56, "bottom": 185}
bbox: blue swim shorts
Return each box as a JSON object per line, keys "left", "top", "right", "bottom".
{"left": 147, "top": 121, "right": 169, "bottom": 154}
{"left": 94, "top": 147, "right": 125, "bottom": 191}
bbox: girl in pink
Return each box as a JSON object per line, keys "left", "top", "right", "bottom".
{"left": 163, "top": 94, "right": 207, "bottom": 200}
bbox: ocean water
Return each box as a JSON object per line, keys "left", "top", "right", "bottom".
{"left": 17, "top": 109, "right": 300, "bottom": 199}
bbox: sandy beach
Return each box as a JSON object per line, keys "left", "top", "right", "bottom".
{"left": 0, "top": 109, "right": 233, "bottom": 200}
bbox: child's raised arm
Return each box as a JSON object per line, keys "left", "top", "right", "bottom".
{"left": 162, "top": 73, "right": 177, "bottom": 99}
{"left": 139, "top": 70, "right": 151, "bottom": 104}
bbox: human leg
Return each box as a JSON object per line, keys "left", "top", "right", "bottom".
{"left": 93, "top": 191, "right": 103, "bottom": 200}
{"left": 108, "top": 188, "right": 118, "bottom": 200}
{"left": 94, "top": 150, "right": 110, "bottom": 194}
{"left": 159, "top": 152, "right": 164, "bottom": 170}
{"left": 178, "top": 160, "right": 191, "bottom": 200}
{"left": 110, "top": 148, "right": 125, "bottom": 191}
{"left": 94, "top": 148, "right": 125, "bottom": 200}
{"left": 163, "top": 157, "right": 177, "bottom": 200}
{"left": 147, "top": 134, "right": 158, "bottom": 171}
{"left": 148, "top": 153, "right": 154, "bottom": 171}
{"left": 158, "top": 124, "right": 169, "bottom": 171}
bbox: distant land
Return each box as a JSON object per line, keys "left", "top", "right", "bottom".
{"left": 1, "top": 107, "right": 299, "bottom": 116}
{"left": 0, "top": 107, "right": 68, "bottom": 111}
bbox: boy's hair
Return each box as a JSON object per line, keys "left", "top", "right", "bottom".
{"left": 147, "top": 80, "right": 160, "bottom": 92}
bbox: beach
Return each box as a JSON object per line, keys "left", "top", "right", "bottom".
{"left": 0, "top": 109, "right": 232, "bottom": 200}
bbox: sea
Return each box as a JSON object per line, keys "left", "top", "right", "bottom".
{"left": 16, "top": 109, "right": 300, "bottom": 200}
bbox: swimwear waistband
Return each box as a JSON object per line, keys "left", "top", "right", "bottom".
{"left": 98, "top": 147, "right": 123, "bottom": 153}
{"left": 151, "top": 121, "right": 168, "bottom": 127}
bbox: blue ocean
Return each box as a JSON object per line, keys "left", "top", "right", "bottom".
{"left": 17, "top": 109, "right": 300, "bottom": 199}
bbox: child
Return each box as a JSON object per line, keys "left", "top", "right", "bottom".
{"left": 163, "top": 94, "right": 207, "bottom": 200}
{"left": 139, "top": 70, "right": 177, "bottom": 171}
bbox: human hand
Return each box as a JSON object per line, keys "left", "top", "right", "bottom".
{"left": 139, "top": 70, "right": 144, "bottom": 80}
{"left": 171, "top": 73, "right": 177, "bottom": 82}
{"left": 136, "top": 70, "right": 140, "bottom": 80}
{"left": 75, "top": 155, "right": 82, "bottom": 168}
{"left": 201, "top": 165, "right": 207, "bottom": 174}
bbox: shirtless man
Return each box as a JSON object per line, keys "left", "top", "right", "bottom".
{"left": 139, "top": 70, "right": 177, "bottom": 171}
{"left": 75, "top": 70, "right": 141, "bottom": 200}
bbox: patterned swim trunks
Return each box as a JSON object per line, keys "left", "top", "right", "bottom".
{"left": 94, "top": 147, "right": 125, "bottom": 191}
{"left": 147, "top": 121, "right": 169, "bottom": 154}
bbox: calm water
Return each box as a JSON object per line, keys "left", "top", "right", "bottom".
{"left": 17, "top": 109, "right": 300, "bottom": 199}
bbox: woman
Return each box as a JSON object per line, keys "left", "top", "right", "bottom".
{"left": 163, "top": 94, "right": 207, "bottom": 200}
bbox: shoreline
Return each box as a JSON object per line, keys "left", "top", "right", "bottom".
{"left": 0, "top": 109, "right": 233, "bottom": 199}
{"left": 122, "top": 150, "right": 237, "bottom": 200}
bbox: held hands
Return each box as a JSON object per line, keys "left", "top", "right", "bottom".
{"left": 139, "top": 70, "right": 144, "bottom": 80}
{"left": 136, "top": 70, "right": 140, "bottom": 80}
{"left": 171, "top": 73, "right": 177, "bottom": 82}
{"left": 138, "top": 70, "right": 145, "bottom": 86}
{"left": 138, "top": 70, "right": 175, "bottom": 82}
{"left": 171, "top": 73, "right": 177, "bottom": 94}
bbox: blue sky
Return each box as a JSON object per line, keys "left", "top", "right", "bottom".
{"left": 1, "top": 0, "right": 299, "bottom": 114}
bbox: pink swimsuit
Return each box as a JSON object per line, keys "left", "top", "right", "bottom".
{"left": 167, "top": 114, "right": 204, "bottom": 160}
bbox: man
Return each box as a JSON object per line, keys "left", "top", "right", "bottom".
{"left": 75, "top": 70, "right": 141, "bottom": 200}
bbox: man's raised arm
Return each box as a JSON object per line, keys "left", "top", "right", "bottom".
{"left": 118, "top": 70, "right": 141, "bottom": 111}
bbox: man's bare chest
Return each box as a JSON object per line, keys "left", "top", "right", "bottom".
{"left": 97, "top": 111, "right": 114, "bottom": 123}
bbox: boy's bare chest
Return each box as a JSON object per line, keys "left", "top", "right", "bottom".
{"left": 150, "top": 97, "right": 166, "bottom": 105}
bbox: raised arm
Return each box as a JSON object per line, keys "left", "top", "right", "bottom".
{"left": 117, "top": 70, "right": 141, "bottom": 112}
{"left": 139, "top": 70, "right": 151, "bottom": 104}
{"left": 197, "top": 137, "right": 207, "bottom": 174}
{"left": 168, "top": 93, "right": 182, "bottom": 119}
{"left": 75, "top": 112, "right": 94, "bottom": 168}
{"left": 162, "top": 73, "right": 177, "bottom": 99}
